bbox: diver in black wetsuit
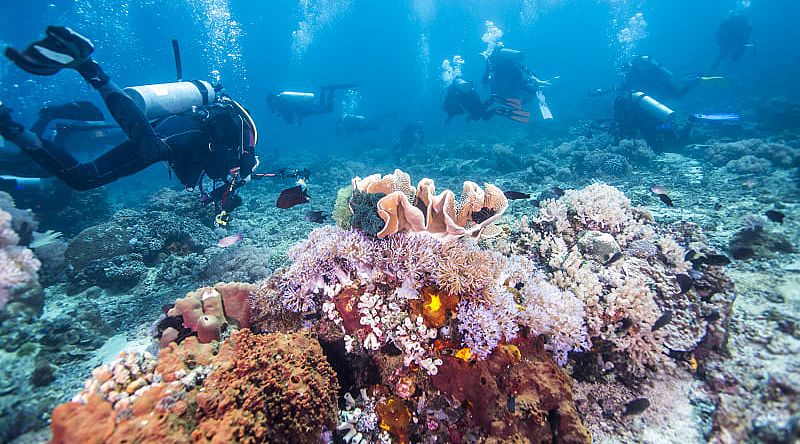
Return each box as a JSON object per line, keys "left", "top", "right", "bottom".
{"left": 268, "top": 85, "right": 355, "bottom": 125}
{"left": 336, "top": 111, "right": 398, "bottom": 136}
{"left": 0, "top": 26, "right": 259, "bottom": 225}
{"left": 443, "top": 77, "right": 496, "bottom": 123}
{"left": 620, "top": 55, "right": 701, "bottom": 100}
{"left": 711, "top": 12, "right": 752, "bottom": 72}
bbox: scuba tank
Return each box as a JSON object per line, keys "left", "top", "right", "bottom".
{"left": 278, "top": 91, "right": 316, "bottom": 106}
{"left": 124, "top": 80, "right": 217, "bottom": 120}
{"left": 631, "top": 91, "right": 674, "bottom": 122}
{"left": 495, "top": 48, "right": 525, "bottom": 63}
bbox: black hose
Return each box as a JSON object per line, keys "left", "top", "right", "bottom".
{"left": 171, "top": 39, "right": 183, "bottom": 81}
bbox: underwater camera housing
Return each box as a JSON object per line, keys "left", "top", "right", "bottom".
{"left": 123, "top": 39, "right": 220, "bottom": 120}
{"left": 631, "top": 91, "right": 674, "bottom": 122}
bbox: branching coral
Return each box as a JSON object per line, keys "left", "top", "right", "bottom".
{"left": 515, "top": 183, "right": 702, "bottom": 376}
{"left": 517, "top": 273, "right": 588, "bottom": 366}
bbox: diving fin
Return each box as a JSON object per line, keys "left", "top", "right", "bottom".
{"left": 494, "top": 96, "right": 523, "bottom": 110}
{"left": 699, "top": 75, "right": 726, "bottom": 82}
{"left": 496, "top": 107, "right": 531, "bottom": 124}
{"left": 689, "top": 113, "right": 741, "bottom": 123}
{"left": 537, "top": 90, "right": 553, "bottom": 120}
{"left": 31, "top": 101, "right": 105, "bottom": 136}
{"left": 4, "top": 26, "right": 94, "bottom": 76}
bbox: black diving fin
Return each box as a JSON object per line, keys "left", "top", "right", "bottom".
{"left": 5, "top": 26, "right": 94, "bottom": 76}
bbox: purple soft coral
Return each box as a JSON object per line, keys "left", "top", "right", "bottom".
{"left": 456, "top": 288, "right": 519, "bottom": 360}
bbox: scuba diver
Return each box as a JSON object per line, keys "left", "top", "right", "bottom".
{"left": 0, "top": 26, "right": 260, "bottom": 226}
{"left": 619, "top": 55, "right": 702, "bottom": 100}
{"left": 336, "top": 111, "right": 398, "bottom": 136}
{"left": 268, "top": 84, "right": 355, "bottom": 125}
{"left": 442, "top": 77, "right": 506, "bottom": 123}
{"left": 482, "top": 44, "right": 554, "bottom": 122}
{"left": 711, "top": 11, "right": 752, "bottom": 72}
{"left": 588, "top": 55, "right": 737, "bottom": 149}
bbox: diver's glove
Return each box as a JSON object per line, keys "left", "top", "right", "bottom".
{"left": 5, "top": 26, "right": 108, "bottom": 87}
{"left": 0, "top": 101, "right": 25, "bottom": 141}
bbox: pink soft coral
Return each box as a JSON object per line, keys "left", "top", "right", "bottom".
{"left": 0, "top": 209, "right": 40, "bottom": 309}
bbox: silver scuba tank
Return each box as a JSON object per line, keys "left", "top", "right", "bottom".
{"left": 631, "top": 91, "right": 674, "bottom": 122}
{"left": 278, "top": 91, "right": 316, "bottom": 106}
{"left": 124, "top": 80, "right": 216, "bottom": 119}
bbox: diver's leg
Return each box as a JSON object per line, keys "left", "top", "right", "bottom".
{"left": 3, "top": 107, "right": 155, "bottom": 190}
{"left": 76, "top": 61, "right": 170, "bottom": 163}
{"left": 676, "top": 78, "right": 701, "bottom": 98}
{"left": 21, "top": 137, "right": 153, "bottom": 191}
{"left": 320, "top": 86, "right": 334, "bottom": 113}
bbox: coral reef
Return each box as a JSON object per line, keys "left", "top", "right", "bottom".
{"left": 432, "top": 338, "right": 591, "bottom": 443}
{"left": 509, "top": 183, "right": 731, "bottom": 377}
{"left": 0, "top": 197, "right": 41, "bottom": 310}
{"left": 705, "top": 138, "right": 800, "bottom": 169}
{"left": 163, "top": 282, "right": 256, "bottom": 345}
{"left": 50, "top": 329, "right": 339, "bottom": 443}
{"left": 64, "top": 209, "right": 216, "bottom": 293}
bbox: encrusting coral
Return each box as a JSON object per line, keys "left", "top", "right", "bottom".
{"left": 51, "top": 330, "right": 339, "bottom": 444}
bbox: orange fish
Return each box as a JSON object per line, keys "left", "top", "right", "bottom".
{"left": 217, "top": 233, "right": 243, "bottom": 248}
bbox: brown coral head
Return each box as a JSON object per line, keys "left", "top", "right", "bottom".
{"left": 376, "top": 396, "right": 411, "bottom": 444}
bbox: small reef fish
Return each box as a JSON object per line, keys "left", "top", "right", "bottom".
{"left": 217, "top": 233, "right": 243, "bottom": 248}
{"left": 531, "top": 186, "right": 565, "bottom": 206}
{"left": 765, "top": 210, "right": 785, "bottom": 224}
{"left": 651, "top": 186, "right": 673, "bottom": 207}
{"left": 651, "top": 311, "right": 673, "bottom": 332}
{"left": 304, "top": 210, "right": 327, "bottom": 224}
{"left": 703, "top": 254, "right": 732, "bottom": 267}
{"left": 623, "top": 398, "right": 650, "bottom": 416}
{"left": 604, "top": 251, "right": 624, "bottom": 266}
{"left": 675, "top": 274, "right": 693, "bottom": 294}
{"left": 277, "top": 185, "right": 311, "bottom": 209}
{"left": 703, "top": 310, "right": 721, "bottom": 322}
{"left": 685, "top": 250, "right": 731, "bottom": 267}
{"left": 504, "top": 190, "right": 531, "bottom": 200}
{"left": 471, "top": 207, "right": 497, "bottom": 224}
